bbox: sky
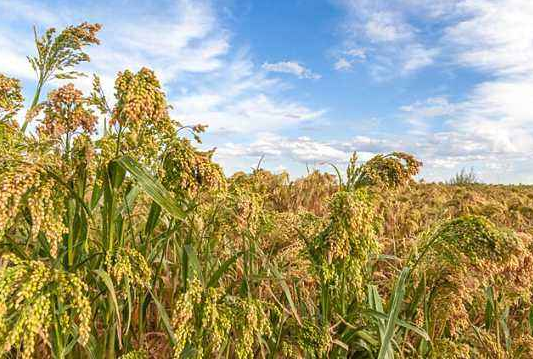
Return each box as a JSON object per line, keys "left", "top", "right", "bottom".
{"left": 1, "top": 0, "right": 533, "bottom": 183}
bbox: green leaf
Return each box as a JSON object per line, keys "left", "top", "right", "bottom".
{"left": 94, "top": 269, "right": 123, "bottom": 346}
{"left": 115, "top": 156, "right": 187, "bottom": 221}
{"left": 363, "top": 309, "right": 430, "bottom": 341}
{"left": 108, "top": 160, "right": 126, "bottom": 189}
{"left": 528, "top": 307, "right": 533, "bottom": 335}
{"left": 207, "top": 252, "right": 242, "bottom": 288}
{"left": 269, "top": 263, "right": 302, "bottom": 326}
{"left": 378, "top": 267, "right": 410, "bottom": 359}
{"left": 368, "top": 285, "right": 386, "bottom": 336}
{"left": 145, "top": 202, "right": 162, "bottom": 236}
{"left": 184, "top": 244, "right": 203, "bottom": 284}
{"left": 485, "top": 286, "right": 495, "bottom": 329}
{"left": 148, "top": 288, "right": 177, "bottom": 346}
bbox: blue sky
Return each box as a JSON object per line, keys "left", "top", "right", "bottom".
{"left": 1, "top": 0, "right": 533, "bottom": 183}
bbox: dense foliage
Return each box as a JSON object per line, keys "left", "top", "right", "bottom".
{"left": 1, "top": 23, "right": 533, "bottom": 358}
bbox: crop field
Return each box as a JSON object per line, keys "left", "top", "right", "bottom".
{"left": 2, "top": 23, "right": 533, "bottom": 358}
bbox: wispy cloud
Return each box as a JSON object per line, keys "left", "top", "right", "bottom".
{"left": 218, "top": 133, "right": 348, "bottom": 163}
{"left": 399, "top": 0, "right": 533, "bottom": 158}
{"left": 334, "top": 58, "right": 353, "bottom": 71}
{"left": 334, "top": 0, "right": 440, "bottom": 77}
{"left": 0, "top": 0, "right": 230, "bottom": 88}
{"left": 399, "top": 96, "right": 457, "bottom": 132}
{"left": 363, "top": 10, "right": 414, "bottom": 43}
{"left": 0, "top": 0, "right": 326, "bottom": 137}
{"left": 401, "top": 44, "right": 439, "bottom": 74}
{"left": 262, "top": 61, "right": 321, "bottom": 80}
{"left": 0, "top": 0, "right": 58, "bottom": 24}
{"left": 333, "top": 47, "right": 366, "bottom": 71}
{"left": 214, "top": 130, "right": 527, "bottom": 182}
{"left": 2, "top": 0, "right": 532, "bottom": 183}
{"left": 330, "top": 0, "right": 533, "bottom": 182}
{"left": 440, "top": 0, "right": 533, "bottom": 158}
{"left": 171, "top": 51, "right": 325, "bottom": 133}
{"left": 443, "top": 0, "right": 533, "bottom": 76}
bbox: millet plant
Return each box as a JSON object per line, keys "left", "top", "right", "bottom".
{"left": 1, "top": 23, "right": 533, "bottom": 359}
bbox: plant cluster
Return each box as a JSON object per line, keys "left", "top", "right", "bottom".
{"left": 1, "top": 23, "right": 533, "bottom": 359}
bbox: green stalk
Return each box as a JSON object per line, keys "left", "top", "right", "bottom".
{"left": 52, "top": 300, "right": 65, "bottom": 359}
{"left": 67, "top": 198, "right": 76, "bottom": 267}
{"left": 106, "top": 318, "right": 116, "bottom": 359}
{"left": 21, "top": 76, "right": 44, "bottom": 133}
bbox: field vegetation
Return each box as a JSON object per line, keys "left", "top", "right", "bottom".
{"left": 1, "top": 23, "right": 533, "bottom": 358}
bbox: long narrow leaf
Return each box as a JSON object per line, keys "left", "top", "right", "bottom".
{"left": 184, "top": 244, "right": 203, "bottom": 284}
{"left": 207, "top": 252, "right": 242, "bottom": 288}
{"left": 116, "top": 156, "right": 186, "bottom": 220}
{"left": 148, "top": 288, "right": 177, "bottom": 346}
{"left": 363, "top": 309, "right": 430, "bottom": 341}
{"left": 269, "top": 264, "right": 302, "bottom": 326}
{"left": 94, "top": 269, "right": 123, "bottom": 346}
{"left": 368, "top": 285, "right": 386, "bottom": 339}
{"left": 378, "top": 267, "right": 410, "bottom": 359}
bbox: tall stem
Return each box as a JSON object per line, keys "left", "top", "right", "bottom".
{"left": 21, "top": 76, "right": 44, "bottom": 133}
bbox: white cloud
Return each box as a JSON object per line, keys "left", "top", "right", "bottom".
{"left": 333, "top": 47, "right": 367, "bottom": 71}
{"left": 0, "top": 33, "right": 34, "bottom": 79}
{"left": 171, "top": 52, "right": 325, "bottom": 133}
{"left": 0, "top": 0, "right": 58, "bottom": 25}
{"left": 337, "top": 135, "right": 397, "bottom": 154}
{"left": 88, "top": 0, "right": 230, "bottom": 85}
{"left": 334, "top": 58, "right": 353, "bottom": 71}
{"left": 426, "top": 158, "right": 460, "bottom": 170}
{"left": 1, "top": 0, "right": 326, "bottom": 137}
{"left": 333, "top": 0, "right": 533, "bottom": 183}
{"left": 0, "top": 0, "right": 230, "bottom": 85}
{"left": 436, "top": 0, "right": 533, "bottom": 159}
{"left": 401, "top": 44, "right": 439, "bottom": 73}
{"left": 333, "top": 46, "right": 367, "bottom": 71}
{"left": 444, "top": 0, "right": 533, "bottom": 76}
{"left": 345, "top": 48, "right": 366, "bottom": 59}
{"left": 336, "top": 0, "right": 439, "bottom": 77}
{"left": 400, "top": 96, "right": 457, "bottom": 132}
{"left": 217, "top": 134, "right": 346, "bottom": 163}
{"left": 395, "top": 0, "right": 533, "bottom": 163}
{"left": 402, "top": 0, "right": 461, "bottom": 18}
{"left": 214, "top": 131, "right": 491, "bottom": 179}
{"left": 364, "top": 11, "right": 414, "bottom": 43}
{"left": 453, "top": 78, "right": 533, "bottom": 154}
{"left": 213, "top": 127, "right": 533, "bottom": 183}
{"left": 262, "top": 61, "right": 321, "bottom": 80}
{"left": 400, "top": 97, "right": 455, "bottom": 118}
{"left": 217, "top": 133, "right": 402, "bottom": 171}
{"left": 175, "top": 93, "right": 325, "bottom": 134}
